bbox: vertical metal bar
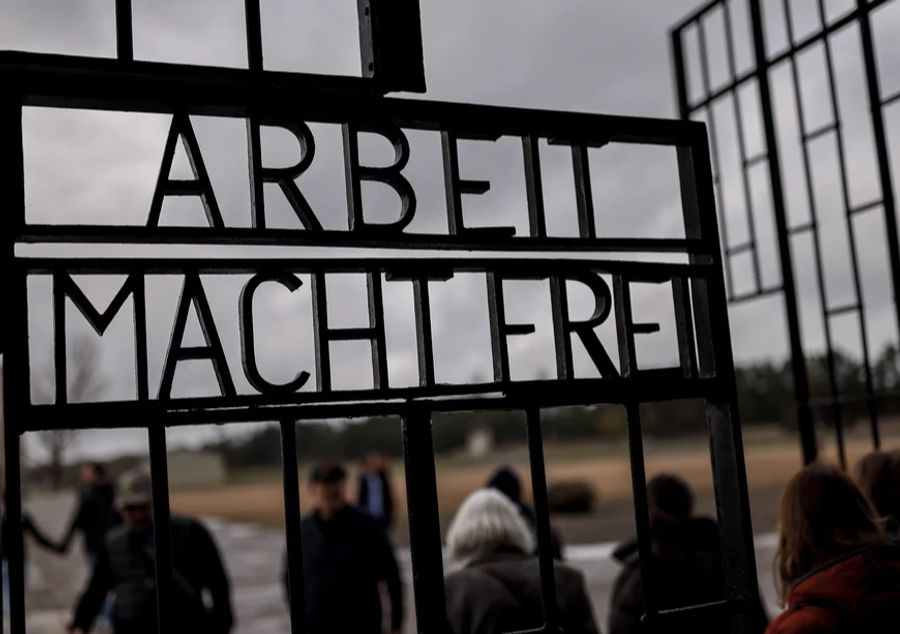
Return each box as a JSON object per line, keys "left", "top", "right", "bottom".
{"left": 523, "top": 135, "right": 547, "bottom": 238}
{"left": 856, "top": 0, "right": 899, "bottom": 449}
{"left": 623, "top": 402, "right": 658, "bottom": 627}
{"left": 413, "top": 277, "right": 437, "bottom": 387}
{"left": 244, "top": 0, "right": 264, "bottom": 71}
{"left": 614, "top": 276, "right": 638, "bottom": 377}
{"left": 781, "top": 0, "right": 847, "bottom": 466}
{"left": 367, "top": 272, "right": 389, "bottom": 389}
{"left": 748, "top": 0, "right": 818, "bottom": 464}
{"left": 672, "top": 277, "right": 699, "bottom": 377}
{"left": 115, "top": 0, "right": 134, "bottom": 62}
{"left": 52, "top": 272, "right": 67, "bottom": 405}
{"left": 1, "top": 96, "right": 28, "bottom": 634}
{"left": 486, "top": 272, "right": 511, "bottom": 383}
{"left": 550, "top": 275, "right": 574, "bottom": 380}
{"left": 671, "top": 27, "right": 691, "bottom": 118}
{"left": 693, "top": 19, "right": 737, "bottom": 297}
{"left": 147, "top": 425, "right": 174, "bottom": 634}
{"left": 3, "top": 434, "right": 24, "bottom": 634}
{"left": 680, "top": 126, "right": 762, "bottom": 633}
{"left": 570, "top": 145, "right": 596, "bottom": 239}
{"left": 721, "top": 4, "right": 765, "bottom": 292}
{"left": 311, "top": 272, "right": 331, "bottom": 393}
{"left": 401, "top": 405, "right": 448, "bottom": 634}
{"left": 280, "top": 419, "right": 305, "bottom": 633}
{"left": 525, "top": 409, "right": 559, "bottom": 631}
{"left": 134, "top": 277, "right": 150, "bottom": 402}
{"left": 816, "top": 0, "right": 879, "bottom": 459}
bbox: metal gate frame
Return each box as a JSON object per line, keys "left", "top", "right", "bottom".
{"left": 671, "top": 0, "right": 900, "bottom": 466}
{"left": 2, "top": 2, "right": 759, "bottom": 633}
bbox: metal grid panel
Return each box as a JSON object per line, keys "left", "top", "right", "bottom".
{"left": 672, "top": 0, "right": 900, "bottom": 466}
{"left": 2, "top": 5, "right": 756, "bottom": 634}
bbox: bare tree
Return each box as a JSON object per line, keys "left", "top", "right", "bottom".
{"left": 33, "top": 336, "right": 106, "bottom": 489}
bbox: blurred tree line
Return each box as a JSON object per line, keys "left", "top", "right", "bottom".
{"left": 211, "top": 346, "right": 900, "bottom": 468}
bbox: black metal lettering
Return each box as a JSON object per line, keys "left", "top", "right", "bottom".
{"left": 547, "top": 138, "right": 608, "bottom": 239}
{"left": 159, "top": 272, "right": 236, "bottom": 400}
{"left": 522, "top": 135, "right": 547, "bottom": 238}
{"left": 343, "top": 123, "right": 416, "bottom": 234}
{"left": 613, "top": 276, "right": 662, "bottom": 377}
{"left": 147, "top": 112, "right": 224, "bottom": 228}
{"left": 442, "top": 130, "right": 516, "bottom": 237}
{"left": 550, "top": 272, "right": 618, "bottom": 379}
{"left": 672, "top": 277, "right": 698, "bottom": 378}
{"left": 386, "top": 269, "right": 454, "bottom": 387}
{"left": 486, "top": 272, "right": 536, "bottom": 383}
{"left": 240, "top": 272, "right": 310, "bottom": 394}
{"left": 53, "top": 272, "right": 149, "bottom": 402}
{"left": 311, "top": 272, "right": 388, "bottom": 392}
{"left": 248, "top": 117, "right": 323, "bottom": 231}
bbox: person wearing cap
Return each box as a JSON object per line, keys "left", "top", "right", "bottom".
{"left": 284, "top": 461, "right": 403, "bottom": 634}
{"left": 69, "top": 470, "right": 234, "bottom": 634}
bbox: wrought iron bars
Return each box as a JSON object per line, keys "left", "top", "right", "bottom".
{"left": 671, "top": 0, "right": 900, "bottom": 466}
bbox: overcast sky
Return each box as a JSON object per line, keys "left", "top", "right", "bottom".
{"left": 4, "top": 0, "right": 900, "bottom": 460}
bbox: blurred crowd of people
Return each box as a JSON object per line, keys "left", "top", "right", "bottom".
{"left": 2, "top": 448, "right": 900, "bottom": 633}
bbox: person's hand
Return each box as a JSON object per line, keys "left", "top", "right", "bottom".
{"left": 70, "top": 628, "right": 85, "bottom": 634}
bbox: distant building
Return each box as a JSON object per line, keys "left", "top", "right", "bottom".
{"left": 466, "top": 428, "right": 494, "bottom": 458}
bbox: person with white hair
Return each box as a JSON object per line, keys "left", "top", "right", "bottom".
{"left": 444, "top": 488, "right": 600, "bottom": 634}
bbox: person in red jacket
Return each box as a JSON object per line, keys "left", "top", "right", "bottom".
{"left": 766, "top": 463, "right": 900, "bottom": 634}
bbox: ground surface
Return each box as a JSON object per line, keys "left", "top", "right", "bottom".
{"left": 15, "top": 423, "right": 895, "bottom": 633}
{"left": 18, "top": 494, "right": 779, "bottom": 634}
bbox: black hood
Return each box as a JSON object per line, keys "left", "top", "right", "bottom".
{"left": 487, "top": 466, "right": 522, "bottom": 505}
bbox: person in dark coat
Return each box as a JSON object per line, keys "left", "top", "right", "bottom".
{"left": 285, "top": 461, "right": 403, "bottom": 634}
{"left": 487, "top": 465, "right": 564, "bottom": 560}
{"left": 57, "top": 462, "right": 121, "bottom": 563}
{"left": 767, "top": 464, "right": 900, "bottom": 634}
{"left": 854, "top": 449, "right": 900, "bottom": 533}
{"left": 69, "top": 470, "right": 233, "bottom": 634}
{"left": 358, "top": 453, "right": 395, "bottom": 531}
{"left": 444, "top": 488, "right": 599, "bottom": 634}
{"left": 609, "top": 473, "right": 768, "bottom": 634}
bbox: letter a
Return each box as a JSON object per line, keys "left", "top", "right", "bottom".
{"left": 147, "top": 112, "right": 225, "bottom": 228}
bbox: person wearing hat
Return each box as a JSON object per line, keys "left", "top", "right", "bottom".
{"left": 69, "top": 469, "right": 234, "bottom": 634}
{"left": 284, "top": 461, "right": 403, "bottom": 634}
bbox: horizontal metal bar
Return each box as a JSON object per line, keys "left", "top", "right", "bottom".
{"left": 0, "top": 51, "right": 704, "bottom": 147}
{"left": 672, "top": 0, "right": 723, "bottom": 34}
{"left": 725, "top": 241, "right": 755, "bottom": 256}
{"left": 789, "top": 221, "right": 817, "bottom": 235}
{"left": 802, "top": 122, "right": 839, "bottom": 143}
{"left": 883, "top": 89, "right": 900, "bottom": 108}
{"left": 22, "top": 371, "right": 723, "bottom": 432}
{"left": 743, "top": 152, "right": 768, "bottom": 168}
{"left": 729, "top": 285, "right": 783, "bottom": 304}
{"left": 849, "top": 199, "right": 883, "bottom": 215}
{"left": 825, "top": 302, "right": 861, "bottom": 317}
{"left": 18, "top": 226, "right": 713, "bottom": 256}
{"left": 16, "top": 256, "right": 715, "bottom": 278}
{"left": 682, "top": 0, "right": 893, "bottom": 114}
{"left": 657, "top": 599, "right": 732, "bottom": 617}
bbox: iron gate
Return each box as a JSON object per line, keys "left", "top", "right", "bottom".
{"left": 2, "top": 2, "right": 758, "bottom": 633}
{"left": 671, "top": 0, "right": 900, "bottom": 467}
